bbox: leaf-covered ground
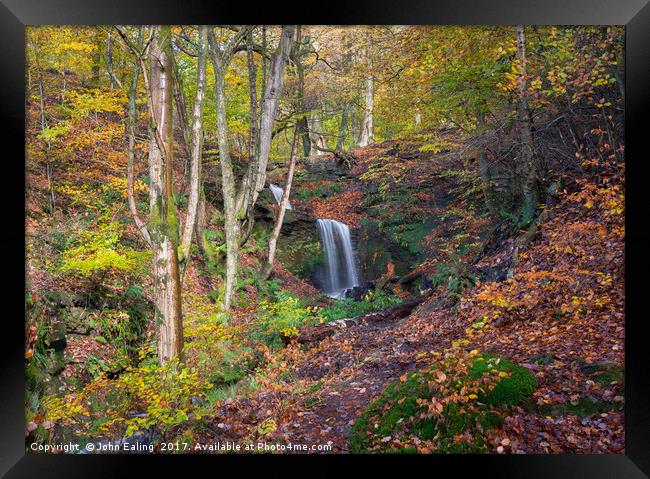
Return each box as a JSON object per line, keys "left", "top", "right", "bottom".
{"left": 194, "top": 141, "right": 624, "bottom": 454}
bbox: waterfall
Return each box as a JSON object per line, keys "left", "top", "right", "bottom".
{"left": 269, "top": 184, "right": 292, "bottom": 210}
{"left": 316, "top": 219, "right": 360, "bottom": 298}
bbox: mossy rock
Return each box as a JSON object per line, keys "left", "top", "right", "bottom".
{"left": 349, "top": 354, "right": 537, "bottom": 454}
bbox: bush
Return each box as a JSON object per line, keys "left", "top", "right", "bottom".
{"left": 385, "top": 220, "right": 437, "bottom": 255}
{"left": 43, "top": 357, "right": 210, "bottom": 441}
{"left": 57, "top": 215, "right": 150, "bottom": 279}
{"left": 317, "top": 290, "right": 402, "bottom": 323}
{"left": 255, "top": 292, "right": 312, "bottom": 348}
{"left": 431, "top": 258, "right": 476, "bottom": 296}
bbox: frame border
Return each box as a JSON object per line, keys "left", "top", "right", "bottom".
{"left": 4, "top": 1, "right": 649, "bottom": 477}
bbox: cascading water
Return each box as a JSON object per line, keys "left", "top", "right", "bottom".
{"left": 316, "top": 219, "right": 360, "bottom": 298}
{"left": 269, "top": 184, "right": 292, "bottom": 210}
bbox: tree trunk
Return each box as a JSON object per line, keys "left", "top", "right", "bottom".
{"left": 106, "top": 30, "right": 123, "bottom": 90}
{"left": 214, "top": 64, "right": 239, "bottom": 310}
{"left": 126, "top": 27, "right": 152, "bottom": 247}
{"left": 309, "top": 111, "right": 328, "bottom": 156}
{"left": 248, "top": 26, "right": 294, "bottom": 209}
{"left": 195, "top": 185, "right": 208, "bottom": 256}
{"left": 476, "top": 107, "right": 497, "bottom": 218}
{"left": 235, "top": 32, "right": 260, "bottom": 219}
{"left": 299, "top": 115, "right": 311, "bottom": 157}
{"left": 358, "top": 33, "right": 374, "bottom": 148}
{"left": 147, "top": 26, "right": 183, "bottom": 363}
{"left": 335, "top": 102, "right": 349, "bottom": 152}
{"left": 260, "top": 26, "right": 305, "bottom": 279}
{"left": 207, "top": 25, "right": 292, "bottom": 309}
{"left": 357, "top": 72, "right": 374, "bottom": 147}
{"left": 178, "top": 25, "right": 208, "bottom": 276}
{"left": 207, "top": 26, "right": 255, "bottom": 310}
{"left": 516, "top": 25, "right": 539, "bottom": 219}
{"left": 172, "top": 63, "right": 191, "bottom": 189}
{"left": 261, "top": 126, "right": 300, "bottom": 280}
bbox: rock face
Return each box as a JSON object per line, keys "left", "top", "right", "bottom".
{"left": 28, "top": 289, "right": 155, "bottom": 397}
{"left": 303, "top": 155, "right": 341, "bottom": 175}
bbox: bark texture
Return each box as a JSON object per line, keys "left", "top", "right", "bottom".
{"left": 357, "top": 73, "right": 374, "bottom": 147}
{"left": 147, "top": 26, "right": 183, "bottom": 363}
{"left": 248, "top": 26, "right": 294, "bottom": 209}
{"left": 516, "top": 25, "right": 539, "bottom": 218}
{"left": 178, "top": 25, "right": 208, "bottom": 275}
{"left": 261, "top": 126, "right": 300, "bottom": 280}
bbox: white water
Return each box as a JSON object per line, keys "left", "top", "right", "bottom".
{"left": 269, "top": 184, "right": 292, "bottom": 210}
{"left": 316, "top": 219, "right": 360, "bottom": 298}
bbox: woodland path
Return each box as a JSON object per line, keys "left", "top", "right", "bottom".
{"left": 206, "top": 297, "right": 455, "bottom": 453}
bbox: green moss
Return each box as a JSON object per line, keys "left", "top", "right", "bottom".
{"left": 167, "top": 201, "right": 180, "bottom": 246}
{"left": 349, "top": 354, "right": 537, "bottom": 454}
{"left": 148, "top": 198, "right": 163, "bottom": 239}
{"left": 592, "top": 367, "right": 624, "bottom": 388}
{"left": 349, "top": 374, "right": 426, "bottom": 454}
{"left": 303, "top": 385, "right": 326, "bottom": 410}
{"left": 469, "top": 355, "right": 538, "bottom": 406}
{"left": 539, "top": 398, "right": 623, "bottom": 417}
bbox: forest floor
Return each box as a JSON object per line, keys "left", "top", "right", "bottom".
{"left": 196, "top": 135, "right": 625, "bottom": 454}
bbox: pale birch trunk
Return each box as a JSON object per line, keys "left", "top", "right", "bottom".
{"left": 208, "top": 27, "right": 252, "bottom": 311}
{"left": 126, "top": 27, "right": 152, "bottom": 247}
{"left": 357, "top": 72, "right": 374, "bottom": 147}
{"left": 234, "top": 32, "right": 260, "bottom": 222}
{"left": 309, "top": 112, "right": 328, "bottom": 156}
{"left": 147, "top": 26, "right": 183, "bottom": 363}
{"left": 261, "top": 126, "right": 300, "bottom": 280}
{"left": 178, "top": 25, "right": 208, "bottom": 276}
{"left": 261, "top": 25, "right": 304, "bottom": 279}
{"left": 336, "top": 102, "right": 349, "bottom": 152}
{"left": 208, "top": 26, "right": 292, "bottom": 310}
{"left": 213, "top": 64, "right": 239, "bottom": 311}
{"left": 248, "top": 26, "right": 294, "bottom": 209}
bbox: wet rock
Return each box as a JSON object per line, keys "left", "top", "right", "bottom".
{"left": 63, "top": 307, "right": 95, "bottom": 335}
{"left": 47, "top": 320, "right": 67, "bottom": 352}
{"left": 43, "top": 290, "right": 73, "bottom": 308}
{"left": 348, "top": 283, "right": 372, "bottom": 301}
{"left": 579, "top": 361, "right": 619, "bottom": 374}
{"left": 46, "top": 349, "right": 66, "bottom": 376}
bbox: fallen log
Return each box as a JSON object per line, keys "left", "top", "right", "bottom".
{"left": 294, "top": 292, "right": 432, "bottom": 345}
